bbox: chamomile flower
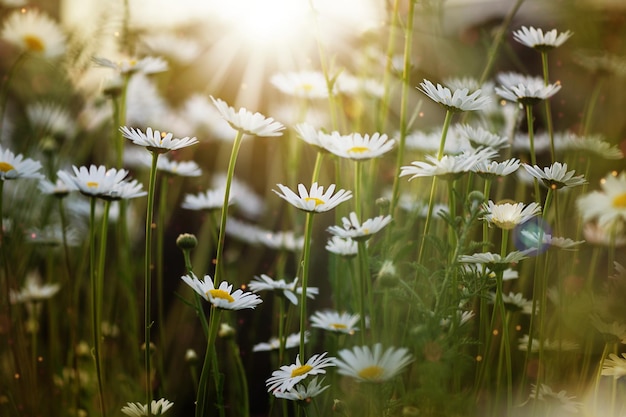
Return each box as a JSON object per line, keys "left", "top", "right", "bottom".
{"left": 513, "top": 26, "right": 573, "bottom": 51}
{"left": 273, "top": 182, "right": 352, "bottom": 213}
{"left": 271, "top": 71, "right": 330, "bottom": 99}
{"left": 519, "top": 229, "right": 585, "bottom": 251}
{"left": 120, "top": 126, "right": 198, "bottom": 154}
{"left": 310, "top": 310, "right": 360, "bottom": 335}
{"left": 320, "top": 132, "right": 395, "bottom": 160}
{"left": 156, "top": 158, "right": 202, "bottom": 177}
{"left": 38, "top": 176, "right": 77, "bottom": 197}
{"left": 458, "top": 251, "right": 532, "bottom": 272}
{"left": 211, "top": 174, "right": 265, "bottom": 219}
{"left": 107, "top": 179, "right": 147, "bottom": 201}
{"left": 327, "top": 212, "right": 392, "bottom": 241}
{"left": 26, "top": 102, "right": 76, "bottom": 138}
{"left": 248, "top": 274, "right": 318, "bottom": 306}
{"left": 211, "top": 96, "right": 285, "bottom": 137}
{"left": 0, "top": 147, "right": 43, "bottom": 180}
{"left": 456, "top": 124, "right": 509, "bottom": 150}
{"left": 601, "top": 353, "right": 626, "bottom": 379}
{"left": 522, "top": 162, "right": 587, "bottom": 190}
{"left": 496, "top": 73, "right": 561, "bottom": 105}
{"left": 294, "top": 123, "right": 326, "bottom": 151}
{"left": 266, "top": 352, "right": 336, "bottom": 392}
{"left": 180, "top": 273, "right": 262, "bottom": 310}
{"left": 121, "top": 398, "right": 173, "bottom": 416}
{"left": 482, "top": 200, "right": 542, "bottom": 230}
{"left": 93, "top": 56, "right": 168, "bottom": 75}
{"left": 472, "top": 158, "right": 521, "bottom": 179}
{"left": 400, "top": 149, "right": 496, "bottom": 181}
{"left": 589, "top": 314, "right": 626, "bottom": 344}
{"left": 577, "top": 171, "right": 626, "bottom": 229}
{"left": 273, "top": 376, "right": 330, "bottom": 402}
{"left": 325, "top": 236, "right": 358, "bottom": 257}
{"left": 256, "top": 229, "right": 305, "bottom": 252}
{"left": 583, "top": 221, "right": 626, "bottom": 247}
{"left": 418, "top": 79, "right": 491, "bottom": 112}
{"left": 10, "top": 272, "right": 60, "bottom": 304}
{"left": 56, "top": 165, "right": 128, "bottom": 198}
{"left": 181, "top": 188, "right": 232, "bottom": 211}
{"left": 253, "top": 332, "right": 307, "bottom": 352}
{"left": 335, "top": 344, "right": 413, "bottom": 383}
{"left": 562, "top": 133, "right": 624, "bottom": 159}
{"left": 1, "top": 9, "right": 66, "bottom": 59}
{"left": 489, "top": 291, "right": 533, "bottom": 314}
{"left": 527, "top": 384, "right": 582, "bottom": 414}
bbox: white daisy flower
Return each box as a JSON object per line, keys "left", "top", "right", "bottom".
{"left": 583, "top": 221, "right": 626, "bottom": 247}
{"left": 405, "top": 129, "right": 466, "bottom": 154}
{"left": 180, "top": 273, "right": 262, "bottom": 310}
{"left": 0, "top": 9, "right": 66, "bottom": 58}
{"left": 273, "top": 182, "right": 352, "bottom": 213}
{"left": 120, "top": 126, "right": 198, "bottom": 154}
{"left": 472, "top": 158, "right": 520, "bottom": 179}
{"left": 519, "top": 229, "right": 584, "bottom": 251}
{"left": 224, "top": 217, "right": 263, "bottom": 245}
{"left": 121, "top": 398, "right": 173, "bottom": 416}
{"left": 334, "top": 344, "right": 413, "bottom": 383}
{"left": 577, "top": 171, "right": 626, "bottom": 229}
{"left": 512, "top": 131, "right": 553, "bottom": 155}
{"left": 0, "top": 147, "right": 43, "bottom": 180}
{"left": 211, "top": 174, "right": 265, "bottom": 219}
{"left": 10, "top": 272, "right": 60, "bottom": 304}
{"left": 294, "top": 123, "right": 327, "bottom": 151}
{"left": 589, "top": 314, "right": 626, "bottom": 343}
{"left": 400, "top": 149, "right": 496, "bottom": 181}
{"left": 180, "top": 94, "right": 233, "bottom": 141}
{"left": 513, "top": 26, "right": 573, "bottom": 51}
{"left": 157, "top": 158, "right": 202, "bottom": 177}
{"left": 418, "top": 79, "right": 491, "bottom": 112}
{"left": 495, "top": 73, "right": 561, "bottom": 105}
{"left": 56, "top": 165, "right": 128, "bottom": 198}
{"left": 39, "top": 176, "right": 77, "bottom": 197}
{"left": 211, "top": 96, "right": 285, "bottom": 137}
{"left": 602, "top": 353, "right": 626, "bottom": 379}
{"left": 527, "top": 384, "right": 582, "bottom": 414}
{"left": 456, "top": 124, "right": 508, "bottom": 150}
{"left": 93, "top": 56, "right": 168, "bottom": 75}
{"left": 273, "top": 376, "right": 330, "bottom": 402}
{"left": 440, "top": 310, "right": 475, "bottom": 328}
{"left": 26, "top": 102, "right": 76, "bottom": 138}
{"left": 481, "top": 200, "right": 542, "bottom": 230}
{"left": 107, "top": 179, "right": 147, "bottom": 201}
{"left": 253, "top": 332, "right": 307, "bottom": 352}
{"left": 248, "top": 274, "right": 318, "bottom": 306}
{"left": 255, "top": 229, "right": 304, "bottom": 252}
{"left": 562, "top": 133, "right": 624, "bottom": 160}
{"left": 336, "top": 73, "right": 385, "bottom": 98}
{"left": 458, "top": 251, "right": 532, "bottom": 272}
{"left": 181, "top": 188, "right": 232, "bottom": 211}
{"left": 266, "top": 352, "right": 336, "bottom": 393}
{"left": 325, "top": 236, "right": 358, "bottom": 257}
{"left": 310, "top": 310, "right": 360, "bottom": 335}
{"left": 327, "top": 212, "right": 392, "bottom": 241}
{"left": 271, "top": 71, "right": 330, "bottom": 99}
{"left": 320, "top": 132, "right": 395, "bottom": 160}
{"left": 489, "top": 291, "right": 533, "bottom": 314}
{"left": 522, "top": 162, "right": 587, "bottom": 190}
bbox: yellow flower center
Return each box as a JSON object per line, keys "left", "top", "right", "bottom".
{"left": 357, "top": 365, "right": 384, "bottom": 381}
{"left": 0, "top": 162, "right": 15, "bottom": 173}
{"left": 208, "top": 289, "right": 234, "bottom": 303}
{"left": 290, "top": 364, "right": 313, "bottom": 378}
{"left": 23, "top": 35, "right": 45, "bottom": 52}
{"left": 331, "top": 323, "right": 347, "bottom": 330}
{"left": 300, "top": 83, "right": 314, "bottom": 92}
{"left": 613, "top": 193, "right": 626, "bottom": 208}
{"left": 348, "top": 146, "right": 369, "bottom": 154}
{"left": 305, "top": 197, "right": 325, "bottom": 207}
{"left": 86, "top": 181, "right": 99, "bottom": 188}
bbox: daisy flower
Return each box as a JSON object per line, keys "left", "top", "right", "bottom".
{"left": 156, "top": 158, "right": 202, "bottom": 177}
{"left": 418, "top": 79, "right": 491, "bottom": 112}
{"left": 180, "top": 273, "right": 262, "bottom": 310}
{"left": 1, "top": 9, "right": 66, "bottom": 58}
{"left": 181, "top": 188, "right": 232, "bottom": 211}
{"left": 456, "top": 124, "right": 509, "bottom": 150}
{"left": 601, "top": 353, "right": 626, "bottom": 379}
{"left": 271, "top": 71, "right": 330, "bottom": 99}
{"left": 211, "top": 174, "right": 265, "bottom": 219}
{"left": 26, "top": 102, "right": 76, "bottom": 138}
{"left": 39, "top": 175, "right": 77, "bottom": 197}
{"left": 325, "top": 236, "right": 358, "bottom": 257}
{"left": 294, "top": 123, "right": 327, "bottom": 151}
{"left": 522, "top": 162, "right": 587, "bottom": 190}
{"left": 489, "top": 291, "right": 533, "bottom": 314}
{"left": 327, "top": 212, "right": 392, "bottom": 241}
{"left": 0, "top": 147, "right": 43, "bottom": 180}
{"left": 248, "top": 274, "right": 318, "bottom": 306}
{"left": 57, "top": 165, "right": 140, "bottom": 200}
{"left": 472, "top": 158, "right": 521, "bottom": 179}
{"left": 121, "top": 398, "right": 173, "bottom": 416}
{"left": 253, "top": 332, "right": 307, "bottom": 352}
{"left": 583, "top": 221, "right": 626, "bottom": 247}
{"left": 482, "top": 200, "right": 542, "bottom": 230}
{"left": 10, "top": 272, "right": 60, "bottom": 304}
{"left": 255, "top": 229, "right": 305, "bottom": 252}
{"left": 458, "top": 251, "right": 532, "bottom": 272}
{"left": 562, "top": 133, "right": 624, "bottom": 159}
{"left": 93, "top": 56, "right": 168, "bottom": 75}
{"left": 320, "top": 132, "right": 395, "bottom": 160}
{"left": 310, "top": 310, "right": 360, "bottom": 335}
{"left": 273, "top": 376, "right": 330, "bottom": 402}
{"left": 495, "top": 73, "right": 561, "bottom": 105}
{"left": 577, "top": 171, "right": 626, "bottom": 229}
{"left": 120, "top": 126, "right": 198, "bottom": 154}
{"left": 273, "top": 182, "right": 352, "bottom": 213}
{"left": 400, "top": 149, "right": 496, "bottom": 181}
{"left": 519, "top": 229, "right": 584, "bottom": 251}
{"left": 211, "top": 96, "right": 285, "bottom": 137}
{"left": 266, "top": 352, "right": 336, "bottom": 392}
{"left": 334, "top": 344, "right": 413, "bottom": 383}
{"left": 589, "top": 314, "right": 626, "bottom": 344}
{"left": 527, "top": 384, "right": 582, "bottom": 414}
{"left": 513, "top": 26, "right": 573, "bottom": 51}
{"left": 107, "top": 179, "right": 147, "bottom": 201}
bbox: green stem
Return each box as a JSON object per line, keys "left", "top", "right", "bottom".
{"left": 540, "top": 52, "right": 556, "bottom": 163}
{"left": 299, "top": 212, "right": 315, "bottom": 361}
{"left": 196, "top": 307, "right": 223, "bottom": 417}
{"left": 525, "top": 104, "right": 541, "bottom": 204}
{"left": 157, "top": 178, "right": 168, "bottom": 395}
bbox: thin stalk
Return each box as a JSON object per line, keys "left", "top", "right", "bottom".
{"left": 540, "top": 52, "right": 556, "bottom": 162}
{"left": 196, "top": 307, "right": 223, "bottom": 417}
{"left": 156, "top": 177, "right": 169, "bottom": 394}
{"left": 299, "top": 212, "right": 315, "bottom": 361}
{"left": 525, "top": 104, "right": 541, "bottom": 203}
{"left": 497, "top": 229, "right": 513, "bottom": 414}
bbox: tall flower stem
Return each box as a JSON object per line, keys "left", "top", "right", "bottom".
{"left": 195, "top": 307, "right": 223, "bottom": 417}
{"left": 214, "top": 130, "right": 244, "bottom": 282}
{"left": 496, "top": 229, "right": 513, "bottom": 414}
{"left": 156, "top": 177, "right": 169, "bottom": 394}
{"left": 144, "top": 151, "right": 160, "bottom": 416}
{"left": 540, "top": 52, "right": 556, "bottom": 162}
{"left": 525, "top": 104, "right": 541, "bottom": 204}
{"left": 299, "top": 211, "right": 315, "bottom": 360}
{"left": 89, "top": 197, "right": 106, "bottom": 417}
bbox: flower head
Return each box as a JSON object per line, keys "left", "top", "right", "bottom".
{"left": 522, "top": 162, "right": 586, "bottom": 190}
{"left": 181, "top": 188, "right": 232, "bottom": 211}
{"left": 418, "top": 79, "right": 491, "bottom": 112}
{"left": 0, "top": 147, "right": 43, "bottom": 181}
{"left": 271, "top": 71, "right": 330, "bottom": 99}
{"left": 120, "top": 126, "right": 198, "bottom": 154}
{"left": 325, "top": 236, "right": 358, "bottom": 257}
{"left": 248, "top": 274, "right": 318, "bottom": 305}
{"left": 482, "top": 200, "right": 542, "bottom": 230}
{"left": 1, "top": 9, "right": 66, "bottom": 58}
{"left": 527, "top": 384, "right": 582, "bottom": 414}
{"left": 310, "top": 310, "right": 360, "bottom": 335}
{"left": 320, "top": 132, "right": 395, "bottom": 160}
{"left": 273, "top": 376, "right": 329, "bottom": 402}
{"left": 472, "top": 158, "right": 520, "bottom": 179}
{"left": 56, "top": 165, "right": 128, "bottom": 198}
{"left": 602, "top": 353, "right": 626, "bottom": 379}
{"left": 327, "top": 212, "right": 392, "bottom": 241}
{"left": 459, "top": 250, "right": 532, "bottom": 272}
{"left": 93, "top": 56, "right": 168, "bottom": 75}
{"left": 335, "top": 344, "right": 413, "bottom": 383}
{"left": 577, "top": 171, "right": 626, "bottom": 230}
{"left": 400, "top": 149, "right": 496, "bottom": 181}
{"left": 253, "top": 332, "right": 307, "bottom": 352}
{"left": 121, "top": 398, "right": 173, "bottom": 416}
{"left": 273, "top": 182, "right": 352, "bottom": 213}
{"left": 10, "top": 272, "right": 60, "bottom": 304}
{"left": 513, "top": 26, "right": 573, "bottom": 52}
{"left": 266, "top": 352, "right": 336, "bottom": 392}
{"left": 181, "top": 273, "right": 262, "bottom": 310}
{"left": 496, "top": 73, "right": 561, "bottom": 105}
{"left": 211, "top": 96, "right": 285, "bottom": 137}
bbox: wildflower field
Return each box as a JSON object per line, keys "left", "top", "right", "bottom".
{"left": 1, "top": 0, "right": 625, "bottom": 416}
